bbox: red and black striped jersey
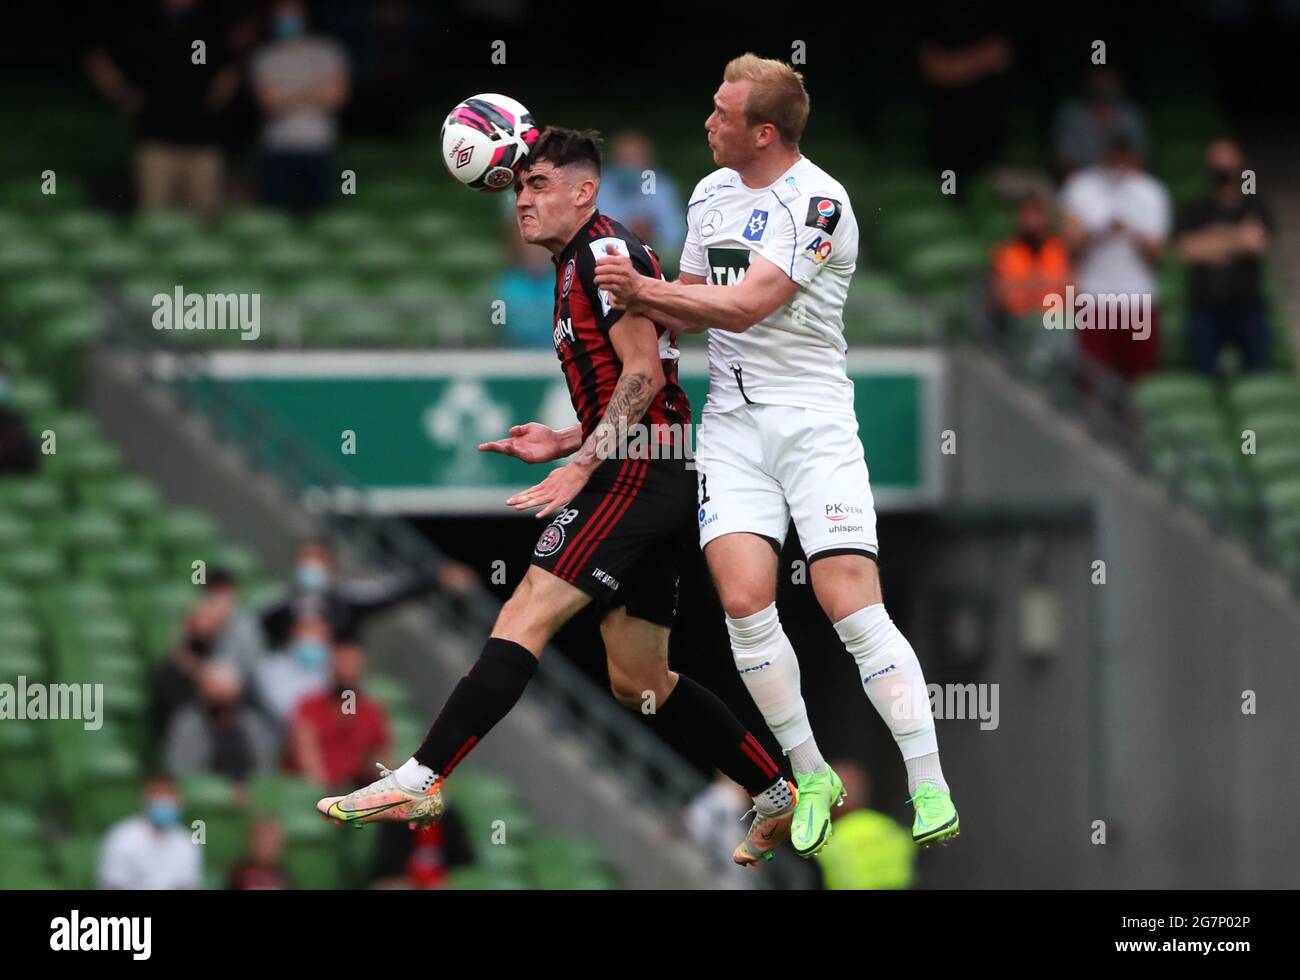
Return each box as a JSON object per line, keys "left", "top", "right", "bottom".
{"left": 550, "top": 210, "right": 690, "bottom": 443}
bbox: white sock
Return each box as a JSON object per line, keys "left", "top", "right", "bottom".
{"left": 394, "top": 757, "right": 438, "bottom": 795}
{"left": 726, "top": 603, "right": 813, "bottom": 754}
{"left": 834, "top": 603, "right": 940, "bottom": 767}
{"left": 788, "top": 737, "right": 827, "bottom": 776}
{"left": 905, "top": 752, "right": 948, "bottom": 795}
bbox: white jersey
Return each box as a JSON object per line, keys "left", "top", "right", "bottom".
{"left": 680, "top": 155, "right": 859, "bottom": 414}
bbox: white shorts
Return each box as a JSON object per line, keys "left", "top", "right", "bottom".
{"left": 694, "top": 402, "right": 879, "bottom": 560}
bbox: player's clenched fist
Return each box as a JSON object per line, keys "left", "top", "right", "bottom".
{"left": 593, "top": 244, "right": 642, "bottom": 310}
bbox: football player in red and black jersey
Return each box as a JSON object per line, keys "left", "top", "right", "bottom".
{"left": 317, "top": 127, "right": 798, "bottom": 867}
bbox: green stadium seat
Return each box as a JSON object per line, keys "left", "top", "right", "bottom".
{"left": 0, "top": 618, "right": 42, "bottom": 657}
{"left": 281, "top": 808, "right": 344, "bottom": 889}
{"left": 0, "top": 717, "right": 48, "bottom": 797}
{"left": 0, "top": 476, "right": 64, "bottom": 519}
{"left": 0, "top": 239, "right": 62, "bottom": 277}
{"left": 141, "top": 507, "right": 220, "bottom": 561}
{"left": 0, "top": 510, "right": 32, "bottom": 550}
{"left": 250, "top": 774, "right": 322, "bottom": 817}
{"left": 168, "top": 238, "right": 242, "bottom": 280}
{"left": 46, "top": 209, "right": 117, "bottom": 249}
{"left": 220, "top": 208, "right": 295, "bottom": 247}
{"left": 1133, "top": 373, "right": 1218, "bottom": 416}
{"left": 400, "top": 210, "right": 462, "bottom": 247}
{"left": 82, "top": 547, "right": 164, "bottom": 587}
{"left": 71, "top": 239, "right": 150, "bottom": 279}
{"left": 125, "top": 581, "right": 195, "bottom": 663}
{"left": 55, "top": 832, "right": 102, "bottom": 890}
{"left": 79, "top": 473, "right": 163, "bottom": 523}
{"left": 1, "top": 274, "right": 95, "bottom": 321}
{"left": 8, "top": 375, "right": 57, "bottom": 420}
{"left": 181, "top": 773, "right": 250, "bottom": 871}
{"left": 1231, "top": 374, "right": 1300, "bottom": 417}
{"left": 0, "top": 582, "right": 28, "bottom": 618}
{"left": 309, "top": 210, "right": 383, "bottom": 247}
{"left": 1241, "top": 413, "right": 1300, "bottom": 451}
{"left": 0, "top": 545, "right": 62, "bottom": 585}
{"left": 131, "top": 210, "right": 203, "bottom": 247}
{"left": 900, "top": 239, "right": 987, "bottom": 292}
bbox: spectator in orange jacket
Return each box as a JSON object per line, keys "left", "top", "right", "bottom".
{"left": 989, "top": 192, "right": 1071, "bottom": 338}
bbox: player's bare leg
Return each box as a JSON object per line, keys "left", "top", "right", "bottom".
{"left": 317, "top": 566, "right": 590, "bottom": 827}
{"left": 705, "top": 532, "right": 839, "bottom": 856}
{"left": 601, "top": 606, "right": 794, "bottom": 865}
{"left": 809, "top": 553, "right": 959, "bottom": 846}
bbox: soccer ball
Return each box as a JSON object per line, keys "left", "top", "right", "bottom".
{"left": 440, "top": 94, "right": 539, "bottom": 192}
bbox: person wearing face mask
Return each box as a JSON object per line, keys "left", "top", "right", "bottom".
{"left": 0, "top": 358, "right": 38, "bottom": 475}
{"left": 253, "top": 615, "right": 333, "bottom": 728}
{"left": 149, "top": 569, "right": 266, "bottom": 741}
{"left": 164, "top": 661, "right": 280, "bottom": 781}
{"left": 260, "top": 541, "right": 476, "bottom": 651}
{"left": 288, "top": 642, "right": 391, "bottom": 789}
{"left": 251, "top": 0, "right": 350, "bottom": 212}
{"left": 97, "top": 776, "right": 203, "bottom": 889}
{"left": 1175, "top": 138, "right": 1275, "bottom": 375}
{"left": 989, "top": 191, "right": 1071, "bottom": 330}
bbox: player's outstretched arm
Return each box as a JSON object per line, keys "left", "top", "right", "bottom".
{"left": 595, "top": 252, "right": 798, "bottom": 333}
{"left": 479, "top": 422, "right": 583, "bottom": 464}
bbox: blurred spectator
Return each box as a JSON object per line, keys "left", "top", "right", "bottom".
{"left": 85, "top": 0, "right": 240, "bottom": 213}
{"left": 164, "top": 661, "right": 280, "bottom": 780}
{"left": 97, "top": 775, "right": 201, "bottom": 889}
{"left": 149, "top": 569, "right": 266, "bottom": 740}
{"left": 369, "top": 811, "right": 474, "bottom": 889}
{"left": 815, "top": 761, "right": 915, "bottom": 890}
{"left": 917, "top": 1, "right": 1012, "bottom": 179}
{"left": 288, "top": 641, "right": 390, "bottom": 788}
{"left": 495, "top": 236, "right": 559, "bottom": 349}
{"left": 1176, "top": 138, "right": 1275, "bottom": 375}
{"left": 251, "top": 0, "right": 351, "bottom": 212}
{"left": 0, "top": 358, "right": 38, "bottom": 475}
{"left": 596, "top": 130, "right": 685, "bottom": 254}
{"left": 254, "top": 615, "right": 332, "bottom": 728}
{"left": 1053, "top": 67, "right": 1149, "bottom": 178}
{"left": 989, "top": 191, "right": 1071, "bottom": 329}
{"left": 261, "top": 541, "right": 475, "bottom": 649}
{"left": 226, "top": 816, "right": 293, "bottom": 889}
{"left": 1061, "top": 134, "right": 1170, "bottom": 380}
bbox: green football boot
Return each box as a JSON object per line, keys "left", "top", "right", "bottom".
{"left": 909, "top": 783, "right": 959, "bottom": 847}
{"left": 790, "top": 765, "right": 845, "bottom": 857}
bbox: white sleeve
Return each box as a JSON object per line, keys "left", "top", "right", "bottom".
{"left": 679, "top": 198, "right": 708, "bottom": 278}
{"left": 752, "top": 192, "right": 855, "bottom": 286}
{"left": 96, "top": 825, "right": 133, "bottom": 889}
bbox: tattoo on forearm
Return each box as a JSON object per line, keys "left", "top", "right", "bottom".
{"left": 575, "top": 371, "right": 655, "bottom": 466}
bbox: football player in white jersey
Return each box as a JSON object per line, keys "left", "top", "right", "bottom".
{"left": 595, "top": 54, "right": 958, "bottom": 861}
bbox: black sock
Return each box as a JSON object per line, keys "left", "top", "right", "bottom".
{"left": 413, "top": 638, "right": 538, "bottom": 776}
{"left": 645, "top": 675, "right": 781, "bottom": 796}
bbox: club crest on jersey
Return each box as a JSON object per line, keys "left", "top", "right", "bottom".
{"left": 743, "top": 209, "right": 769, "bottom": 241}
{"left": 805, "top": 197, "right": 842, "bottom": 233}
{"left": 562, "top": 259, "right": 575, "bottom": 297}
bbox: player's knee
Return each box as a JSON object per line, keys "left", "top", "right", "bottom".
{"left": 607, "top": 661, "right": 663, "bottom": 709}
{"left": 717, "top": 582, "right": 776, "bottom": 621}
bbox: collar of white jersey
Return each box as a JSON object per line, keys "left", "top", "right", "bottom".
{"left": 731, "top": 154, "right": 808, "bottom": 205}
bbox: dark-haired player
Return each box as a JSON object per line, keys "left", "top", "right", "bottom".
{"left": 318, "top": 127, "right": 798, "bottom": 867}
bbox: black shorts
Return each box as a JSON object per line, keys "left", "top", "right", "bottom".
{"left": 529, "top": 454, "right": 695, "bottom": 628}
